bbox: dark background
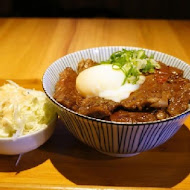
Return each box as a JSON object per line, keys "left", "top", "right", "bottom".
{"left": 0, "top": 0, "right": 190, "bottom": 19}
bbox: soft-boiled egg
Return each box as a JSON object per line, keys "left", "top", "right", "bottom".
{"left": 76, "top": 65, "right": 145, "bottom": 102}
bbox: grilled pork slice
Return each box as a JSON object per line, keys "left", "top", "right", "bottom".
{"left": 110, "top": 110, "right": 157, "bottom": 122}
{"left": 77, "top": 97, "right": 120, "bottom": 119}
{"left": 155, "top": 62, "right": 183, "bottom": 83}
{"left": 167, "top": 81, "right": 190, "bottom": 116}
{"left": 121, "top": 75, "right": 165, "bottom": 110}
{"left": 77, "top": 59, "right": 98, "bottom": 73}
{"left": 54, "top": 67, "right": 83, "bottom": 111}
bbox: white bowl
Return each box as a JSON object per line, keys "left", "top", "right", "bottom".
{"left": 43, "top": 46, "right": 190, "bottom": 157}
{"left": 0, "top": 116, "right": 57, "bottom": 155}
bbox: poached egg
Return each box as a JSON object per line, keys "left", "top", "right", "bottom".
{"left": 76, "top": 65, "right": 145, "bottom": 102}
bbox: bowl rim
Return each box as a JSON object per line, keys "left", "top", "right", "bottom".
{"left": 42, "top": 46, "right": 190, "bottom": 126}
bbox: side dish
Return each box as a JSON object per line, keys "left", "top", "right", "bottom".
{"left": 0, "top": 81, "right": 56, "bottom": 138}
{"left": 54, "top": 49, "right": 190, "bottom": 122}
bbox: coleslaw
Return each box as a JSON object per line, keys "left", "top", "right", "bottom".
{"left": 0, "top": 81, "right": 56, "bottom": 138}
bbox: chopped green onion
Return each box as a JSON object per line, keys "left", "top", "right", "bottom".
{"left": 100, "top": 49, "right": 160, "bottom": 85}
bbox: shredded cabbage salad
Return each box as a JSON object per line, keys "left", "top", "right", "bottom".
{"left": 0, "top": 81, "right": 56, "bottom": 139}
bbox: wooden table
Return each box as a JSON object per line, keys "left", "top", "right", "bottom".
{"left": 0, "top": 18, "right": 190, "bottom": 190}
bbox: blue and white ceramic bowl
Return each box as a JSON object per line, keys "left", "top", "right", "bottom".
{"left": 43, "top": 46, "right": 190, "bottom": 157}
